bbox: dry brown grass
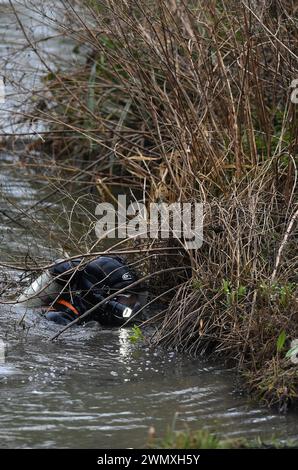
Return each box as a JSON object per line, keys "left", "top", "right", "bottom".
{"left": 1, "top": 0, "right": 298, "bottom": 407}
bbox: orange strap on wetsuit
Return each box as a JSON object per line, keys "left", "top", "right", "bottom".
{"left": 56, "top": 298, "right": 80, "bottom": 316}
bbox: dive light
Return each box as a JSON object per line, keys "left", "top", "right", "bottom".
{"left": 104, "top": 299, "right": 133, "bottom": 319}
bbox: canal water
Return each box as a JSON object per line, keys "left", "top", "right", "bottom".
{"left": 0, "top": 0, "right": 297, "bottom": 449}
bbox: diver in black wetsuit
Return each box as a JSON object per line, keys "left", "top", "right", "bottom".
{"left": 43, "top": 256, "right": 148, "bottom": 326}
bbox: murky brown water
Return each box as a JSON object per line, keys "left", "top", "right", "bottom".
{"left": 0, "top": 1, "right": 297, "bottom": 450}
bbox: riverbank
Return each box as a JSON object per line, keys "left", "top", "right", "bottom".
{"left": 148, "top": 427, "right": 298, "bottom": 449}
{"left": 1, "top": 0, "right": 298, "bottom": 410}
